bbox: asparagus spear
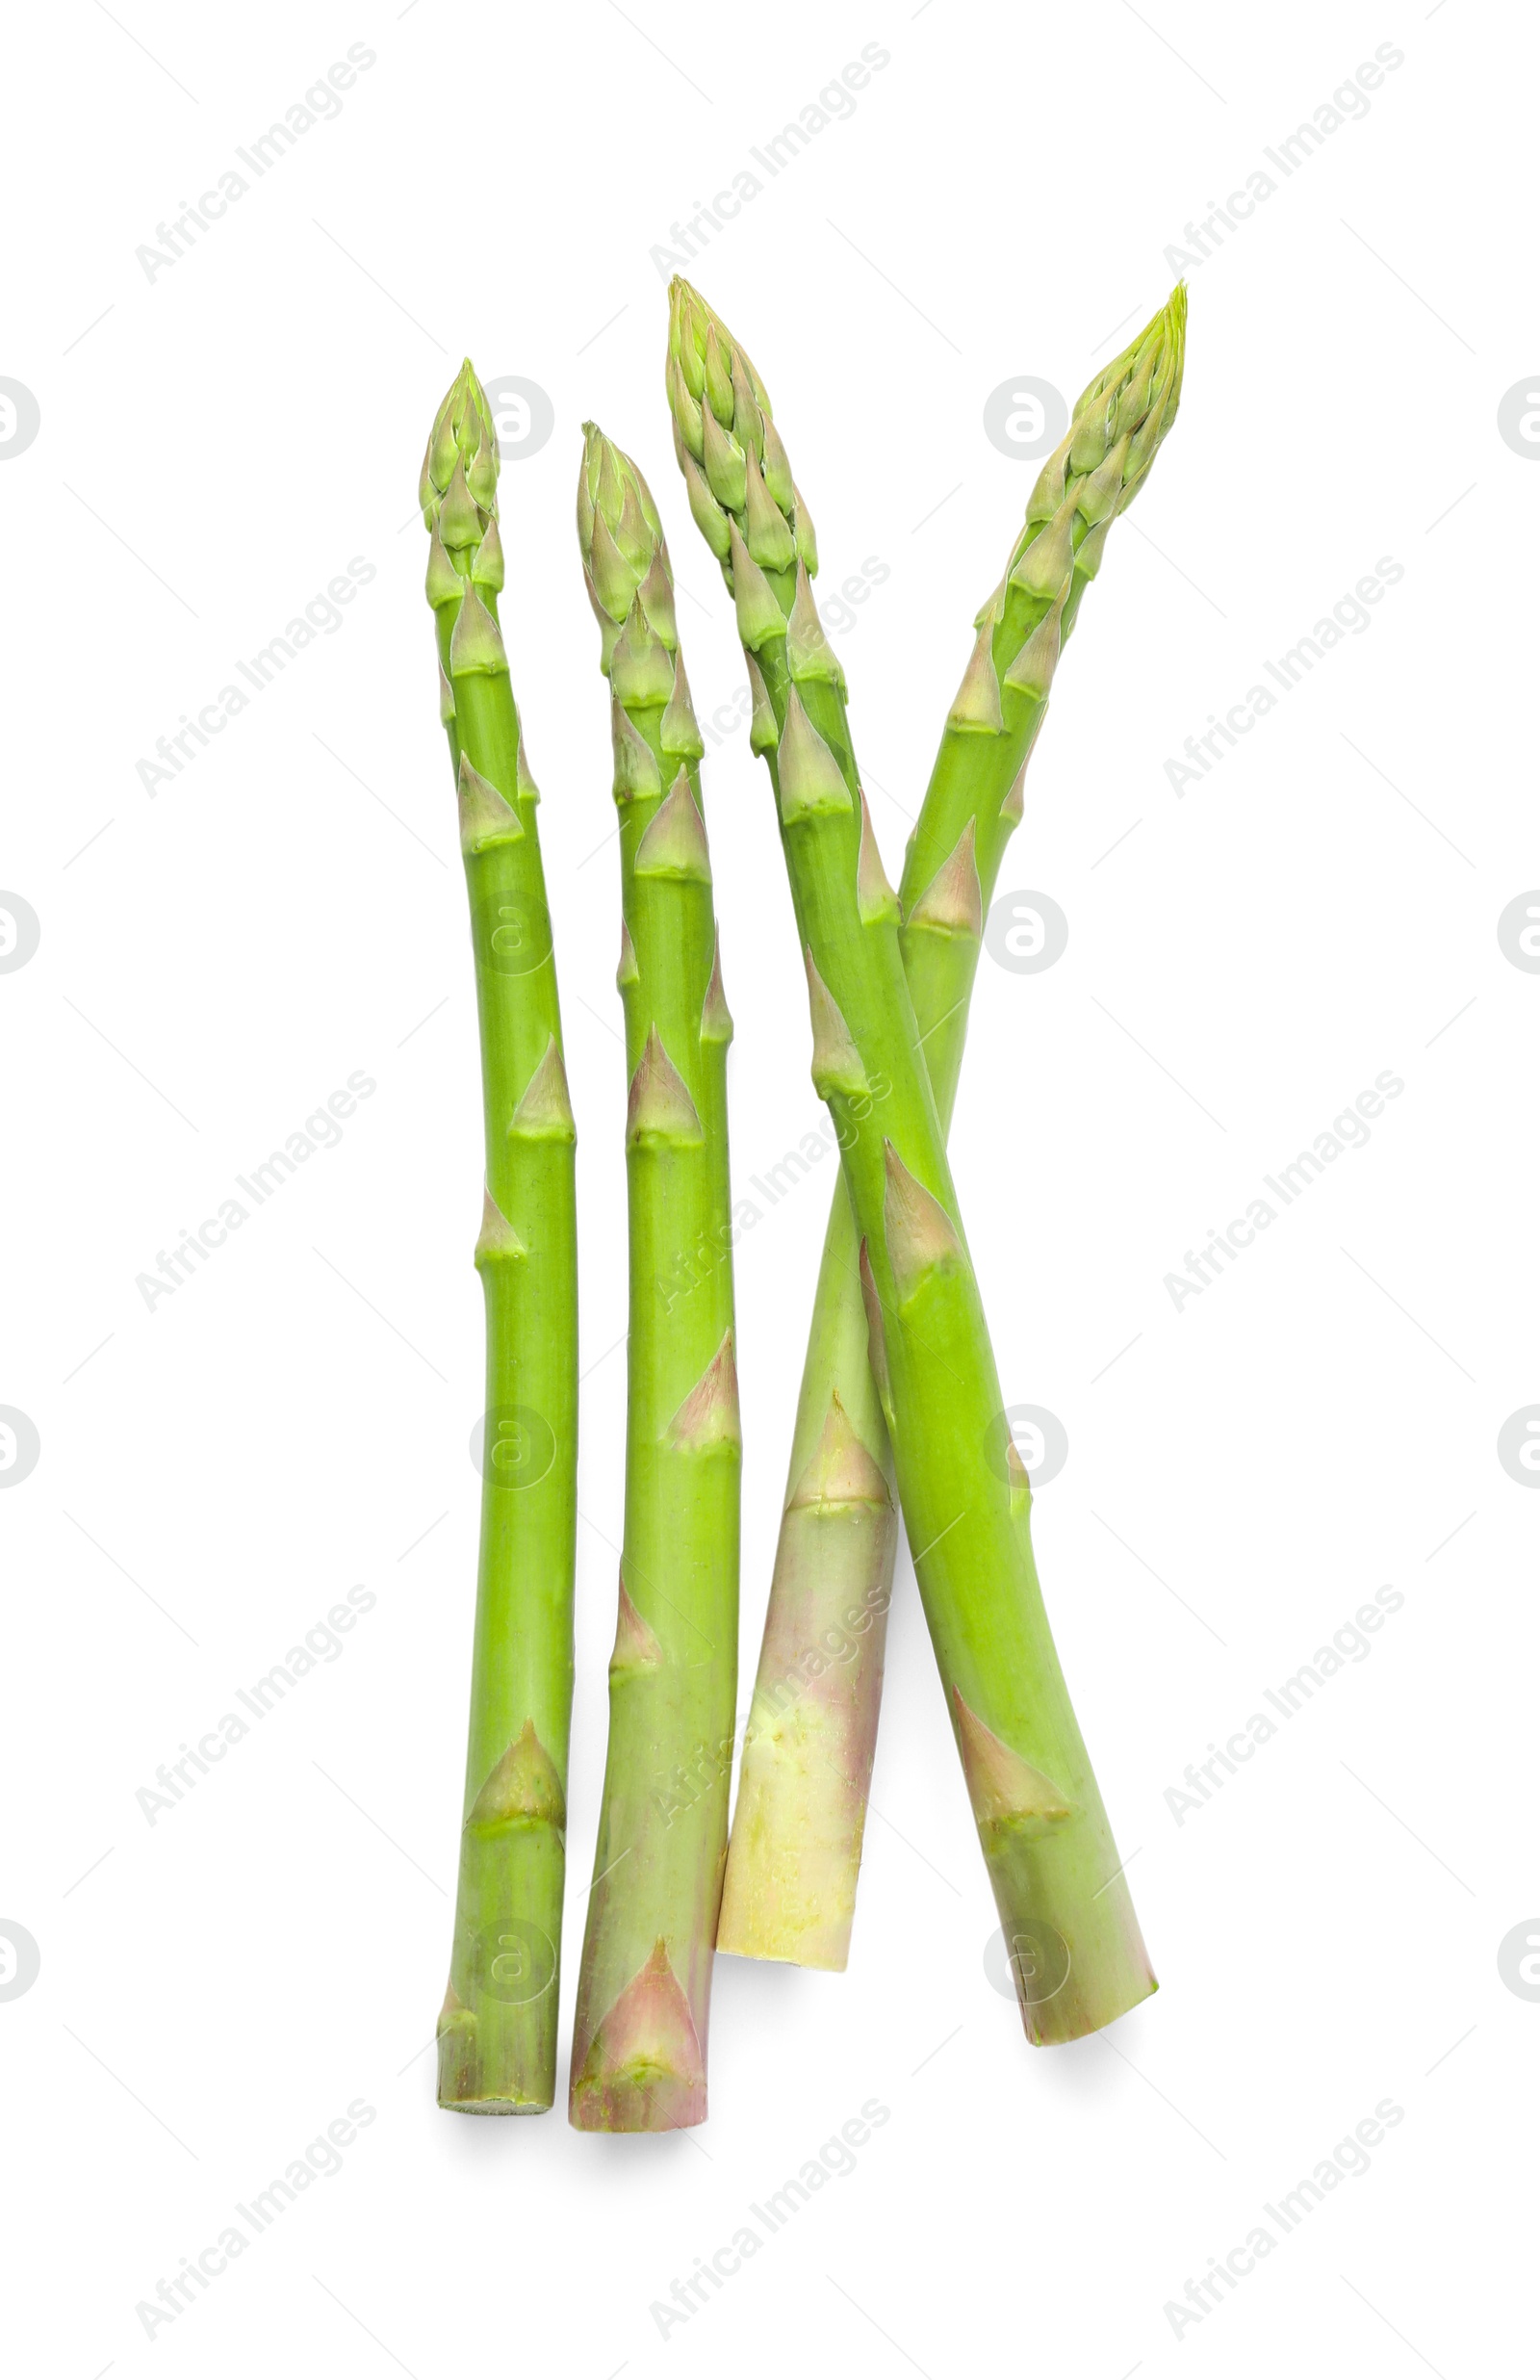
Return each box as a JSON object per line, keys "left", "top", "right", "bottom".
{"left": 568, "top": 426, "right": 740, "bottom": 2132}
{"left": 666, "top": 282, "right": 1160, "bottom": 2043}
{"left": 720, "top": 295, "right": 1186, "bottom": 1970}
{"left": 423, "top": 361, "right": 578, "bottom": 2113}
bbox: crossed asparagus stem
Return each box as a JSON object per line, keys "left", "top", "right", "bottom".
{"left": 667, "top": 282, "right": 1171, "bottom": 2042}
{"left": 718, "top": 293, "right": 1187, "bottom": 1973}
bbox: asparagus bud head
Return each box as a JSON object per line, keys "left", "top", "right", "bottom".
{"left": 421, "top": 358, "right": 500, "bottom": 542}
{"left": 666, "top": 278, "right": 815, "bottom": 592}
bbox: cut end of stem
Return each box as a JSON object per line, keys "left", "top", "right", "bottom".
{"left": 435, "top": 1982, "right": 556, "bottom": 2115}
{"left": 569, "top": 1938, "right": 707, "bottom": 2133}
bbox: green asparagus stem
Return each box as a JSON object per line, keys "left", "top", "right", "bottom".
{"left": 568, "top": 427, "right": 739, "bottom": 2132}
{"left": 720, "top": 295, "right": 1186, "bottom": 1969}
{"left": 423, "top": 361, "right": 578, "bottom": 2112}
{"left": 667, "top": 283, "right": 1163, "bottom": 2043}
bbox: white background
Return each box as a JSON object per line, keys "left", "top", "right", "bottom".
{"left": 4, "top": 1, "right": 1534, "bottom": 2372}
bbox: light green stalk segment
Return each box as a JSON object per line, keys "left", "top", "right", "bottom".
{"left": 568, "top": 427, "right": 739, "bottom": 2133}
{"left": 423, "top": 362, "right": 578, "bottom": 2113}
{"left": 668, "top": 283, "right": 1165, "bottom": 2043}
{"left": 720, "top": 294, "right": 1187, "bottom": 1970}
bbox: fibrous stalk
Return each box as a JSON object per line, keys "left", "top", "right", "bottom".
{"left": 425, "top": 360, "right": 578, "bottom": 2113}
{"left": 568, "top": 426, "right": 739, "bottom": 2131}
